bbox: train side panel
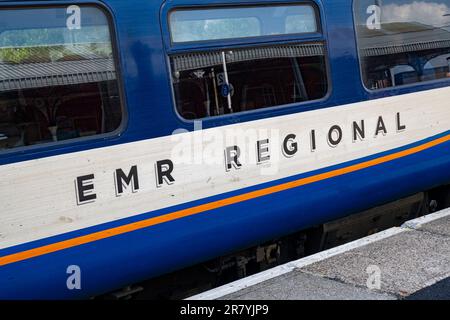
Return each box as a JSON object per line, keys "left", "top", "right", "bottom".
{"left": 0, "top": 0, "right": 449, "bottom": 298}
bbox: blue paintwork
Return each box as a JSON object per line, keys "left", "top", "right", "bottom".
{"left": 0, "top": 0, "right": 450, "bottom": 298}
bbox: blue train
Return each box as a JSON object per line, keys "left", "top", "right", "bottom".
{"left": 1, "top": 0, "right": 450, "bottom": 299}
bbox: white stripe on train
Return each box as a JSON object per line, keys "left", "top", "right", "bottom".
{"left": 1, "top": 86, "right": 450, "bottom": 249}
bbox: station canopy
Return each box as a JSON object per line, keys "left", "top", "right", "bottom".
{"left": 358, "top": 22, "right": 450, "bottom": 57}
{"left": 0, "top": 44, "right": 116, "bottom": 92}
{"left": 171, "top": 43, "right": 325, "bottom": 73}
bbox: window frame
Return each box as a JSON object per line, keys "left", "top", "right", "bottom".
{"left": 161, "top": 0, "right": 332, "bottom": 124}
{"left": 352, "top": 0, "right": 450, "bottom": 93}
{"left": 0, "top": 1, "right": 127, "bottom": 157}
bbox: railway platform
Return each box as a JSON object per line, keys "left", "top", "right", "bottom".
{"left": 188, "top": 208, "right": 450, "bottom": 300}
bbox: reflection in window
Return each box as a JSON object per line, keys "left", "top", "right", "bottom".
{"left": 169, "top": 5, "right": 317, "bottom": 43}
{"left": 171, "top": 44, "right": 327, "bottom": 119}
{"left": 170, "top": 16, "right": 260, "bottom": 43}
{"left": 0, "top": 6, "right": 122, "bottom": 151}
{"left": 354, "top": 0, "right": 450, "bottom": 89}
{"left": 285, "top": 14, "right": 317, "bottom": 34}
{"left": 390, "top": 65, "right": 418, "bottom": 86}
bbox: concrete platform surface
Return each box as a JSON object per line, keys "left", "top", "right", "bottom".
{"left": 188, "top": 208, "right": 450, "bottom": 300}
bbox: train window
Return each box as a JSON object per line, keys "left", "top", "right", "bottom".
{"left": 169, "top": 5, "right": 317, "bottom": 43}
{"left": 171, "top": 44, "right": 327, "bottom": 119}
{"left": 0, "top": 6, "right": 122, "bottom": 152}
{"left": 354, "top": 0, "right": 450, "bottom": 89}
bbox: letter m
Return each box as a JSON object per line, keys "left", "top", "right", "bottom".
{"left": 115, "top": 165, "right": 139, "bottom": 196}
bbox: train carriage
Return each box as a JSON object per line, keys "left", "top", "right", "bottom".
{"left": 0, "top": 0, "right": 449, "bottom": 299}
